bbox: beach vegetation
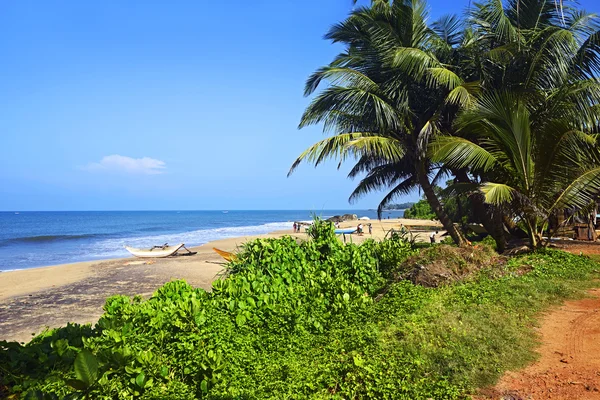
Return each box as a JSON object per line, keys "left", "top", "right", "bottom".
{"left": 402, "top": 199, "right": 437, "bottom": 220}
{"left": 1, "top": 220, "right": 599, "bottom": 399}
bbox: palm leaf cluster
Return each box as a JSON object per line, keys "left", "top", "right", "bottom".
{"left": 291, "top": 0, "right": 600, "bottom": 249}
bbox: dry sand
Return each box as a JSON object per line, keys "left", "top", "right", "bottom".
{"left": 0, "top": 217, "right": 441, "bottom": 343}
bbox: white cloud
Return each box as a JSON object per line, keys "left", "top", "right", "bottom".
{"left": 82, "top": 155, "right": 166, "bottom": 175}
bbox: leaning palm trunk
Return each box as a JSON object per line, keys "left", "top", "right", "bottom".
{"left": 417, "top": 163, "right": 468, "bottom": 246}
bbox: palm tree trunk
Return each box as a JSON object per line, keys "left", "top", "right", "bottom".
{"left": 526, "top": 217, "right": 541, "bottom": 248}
{"left": 471, "top": 194, "right": 507, "bottom": 252}
{"left": 416, "top": 163, "right": 467, "bottom": 247}
{"left": 588, "top": 207, "right": 597, "bottom": 241}
{"left": 454, "top": 170, "right": 507, "bottom": 252}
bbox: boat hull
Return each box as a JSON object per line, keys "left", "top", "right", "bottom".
{"left": 125, "top": 243, "right": 185, "bottom": 258}
{"left": 335, "top": 229, "right": 357, "bottom": 234}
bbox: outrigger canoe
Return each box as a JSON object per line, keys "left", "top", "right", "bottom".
{"left": 125, "top": 243, "right": 186, "bottom": 258}
{"left": 335, "top": 228, "right": 357, "bottom": 234}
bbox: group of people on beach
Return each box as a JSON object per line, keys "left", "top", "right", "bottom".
{"left": 293, "top": 221, "right": 378, "bottom": 236}
{"left": 356, "top": 223, "right": 372, "bottom": 235}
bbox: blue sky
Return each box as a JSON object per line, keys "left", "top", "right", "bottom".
{"left": 1, "top": 0, "right": 598, "bottom": 211}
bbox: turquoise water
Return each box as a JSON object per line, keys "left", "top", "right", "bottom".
{"left": 0, "top": 210, "right": 404, "bottom": 270}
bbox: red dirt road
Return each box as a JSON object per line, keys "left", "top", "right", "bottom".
{"left": 478, "top": 288, "right": 600, "bottom": 399}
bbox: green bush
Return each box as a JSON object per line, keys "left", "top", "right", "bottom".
{"left": 1, "top": 222, "right": 598, "bottom": 399}
{"left": 403, "top": 200, "right": 436, "bottom": 220}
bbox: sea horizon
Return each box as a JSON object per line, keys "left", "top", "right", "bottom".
{"left": 0, "top": 209, "right": 405, "bottom": 271}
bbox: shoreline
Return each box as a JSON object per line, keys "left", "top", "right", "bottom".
{"left": 0, "top": 217, "right": 441, "bottom": 343}
{"left": 0, "top": 216, "right": 441, "bottom": 276}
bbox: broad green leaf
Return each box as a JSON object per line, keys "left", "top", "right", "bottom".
{"left": 160, "top": 366, "right": 169, "bottom": 377}
{"left": 66, "top": 379, "right": 87, "bottom": 391}
{"left": 236, "top": 313, "right": 246, "bottom": 326}
{"left": 135, "top": 372, "right": 146, "bottom": 388}
{"left": 74, "top": 350, "right": 98, "bottom": 388}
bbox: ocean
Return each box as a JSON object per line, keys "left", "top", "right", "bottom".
{"left": 0, "top": 209, "right": 404, "bottom": 271}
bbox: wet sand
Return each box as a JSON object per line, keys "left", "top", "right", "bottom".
{"left": 0, "top": 218, "right": 441, "bottom": 343}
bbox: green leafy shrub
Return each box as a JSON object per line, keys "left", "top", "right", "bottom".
{"left": 403, "top": 200, "right": 437, "bottom": 220}
{"left": 372, "top": 233, "right": 417, "bottom": 277}
{"left": 1, "top": 225, "right": 599, "bottom": 400}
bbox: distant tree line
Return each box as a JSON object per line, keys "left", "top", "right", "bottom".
{"left": 384, "top": 202, "right": 415, "bottom": 210}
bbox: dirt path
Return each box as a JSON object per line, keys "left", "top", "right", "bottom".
{"left": 478, "top": 288, "right": 600, "bottom": 399}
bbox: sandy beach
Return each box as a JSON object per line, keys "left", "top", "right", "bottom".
{"left": 0, "top": 218, "right": 441, "bottom": 343}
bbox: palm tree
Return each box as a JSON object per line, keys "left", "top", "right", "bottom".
{"left": 430, "top": 0, "right": 600, "bottom": 248}
{"left": 289, "top": 0, "right": 472, "bottom": 246}
{"left": 433, "top": 90, "right": 600, "bottom": 247}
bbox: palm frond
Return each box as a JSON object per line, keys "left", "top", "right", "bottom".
{"left": 304, "top": 67, "right": 379, "bottom": 97}
{"left": 288, "top": 132, "right": 373, "bottom": 176}
{"left": 481, "top": 182, "right": 515, "bottom": 204}
{"left": 445, "top": 85, "right": 475, "bottom": 108}
{"left": 391, "top": 47, "right": 441, "bottom": 79}
{"left": 346, "top": 136, "right": 406, "bottom": 162}
{"left": 299, "top": 86, "right": 402, "bottom": 132}
{"left": 348, "top": 165, "right": 415, "bottom": 203}
{"left": 426, "top": 67, "right": 463, "bottom": 89}
{"left": 430, "top": 136, "right": 498, "bottom": 171}
{"left": 550, "top": 166, "right": 600, "bottom": 211}
{"left": 432, "top": 14, "right": 464, "bottom": 47}
{"left": 376, "top": 177, "right": 420, "bottom": 218}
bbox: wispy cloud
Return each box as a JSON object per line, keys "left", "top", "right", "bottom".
{"left": 82, "top": 155, "right": 166, "bottom": 175}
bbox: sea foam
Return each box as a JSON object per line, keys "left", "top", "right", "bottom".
{"left": 87, "top": 221, "right": 294, "bottom": 259}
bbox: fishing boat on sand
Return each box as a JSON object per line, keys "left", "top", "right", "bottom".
{"left": 335, "top": 228, "right": 357, "bottom": 234}
{"left": 125, "top": 243, "right": 194, "bottom": 258}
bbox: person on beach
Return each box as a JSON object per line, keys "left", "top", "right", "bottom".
{"left": 357, "top": 223, "right": 363, "bottom": 235}
{"left": 368, "top": 223, "right": 372, "bottom": 235}
{"left": 293, "top": 222, "right": 297, "bottom": 233}
{"left": 430, "top": 230, "right": 438, "bottom": 244}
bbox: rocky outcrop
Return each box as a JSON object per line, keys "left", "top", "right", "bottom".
{"left": 327, "top": 214, "right": 358, "bottom": 223}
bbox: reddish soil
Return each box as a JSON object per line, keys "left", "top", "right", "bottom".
{"left": 478, "top": 288, "right": 600, "bottom": 399}
{"left": 552, "top": 240, "right": 600, "bottom": 256}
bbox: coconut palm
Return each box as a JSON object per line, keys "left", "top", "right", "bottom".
{"left": 432, "top": 90, "right": 600, "bottom": 247}
{"left": 429, "top": 0, "right": 600, "bottom": 248}
{"left": 467, "top": 0, "right": 600, "bottom": 90}
{"left": 289, "top": 0, "right": 472, "bottom": 246}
